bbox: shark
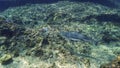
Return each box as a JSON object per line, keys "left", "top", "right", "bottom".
{"left": 60, "top": 31, "right": 98, "bottom": 45}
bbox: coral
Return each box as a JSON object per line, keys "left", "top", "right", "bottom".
{"left": 0, "top": 54, "right": 13, "bottom": 65}
{"left": 0, "top": 1, "right": 119, "bottom": 68}
{"left": 0, "top": 16, "right": 6, "bottom": 22}
{"left": 0, "top": 36, "right": 6, "bottom": 45}
{"left": 100, "top": 56, "right": 120, "bottom": 68}
{"left": 0, "top": 20, "right": 25, "bottom": 38}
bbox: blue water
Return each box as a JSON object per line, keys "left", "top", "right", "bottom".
{"left": 0, "top": 0, "right": 120, "bottom": 11}
{"left": 0, "top": 0, "right": 58, "bottom": 11}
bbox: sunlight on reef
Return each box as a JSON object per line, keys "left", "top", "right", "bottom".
{"left": 0, "top": 1, "right": 120, "bottom": 68}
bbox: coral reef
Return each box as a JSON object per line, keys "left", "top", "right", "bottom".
{"left": 0, "top": 1, "right": 119, "bottom": 68}
{"left": 0, "top": 54, "right": 13, "bottom": 65}
{"left": 100, "top": 56, "right": 120, "bottom": 68}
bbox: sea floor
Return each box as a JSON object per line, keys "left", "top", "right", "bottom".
{"left": 0, "top": 1, "right": 120, "bottom": 68}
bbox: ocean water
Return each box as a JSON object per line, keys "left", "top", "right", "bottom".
{"left": 0, "top": 0, "right": 120, "bottom": 68}
{"left": 0, "top": 0, "right": 120, "bottom": 11}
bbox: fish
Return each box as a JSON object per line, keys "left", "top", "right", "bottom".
{"left": 60, "top": 31, "right": 98, "bottom": 45}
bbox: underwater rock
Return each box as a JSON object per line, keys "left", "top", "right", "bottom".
{"left": 41, "top": 38, "right": 49, "bottom": 47}
{"left": 94, "top": 14, "right": 120, "bottom": 23}
{"left": 0, "top": 16, "right": 6, "bottom": 22}
{"left": 0, "top": 36, "right": 6, "bottom": 45}
{"left": 82, "top": 14, "right": 120, "bottom": 26}
{"left": 45, "top": 12, "right": 71, "bottom": 25}
{"left": 34, "top": 49, "right": 44, "bottom": 57}
{"left": 0, "top": 54, "right": 13, "bottom": 65}
{"left": 100, "top": 56, "right": 120, "bottom": 68}
{"left": 102, "top": 31, "right": 120, "bottom": 43}
{"left": 0, "top": 20, "right": 25, "bottom": 38}
{"left": 70, "top": 0, "right": 119, "bottom": 8}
